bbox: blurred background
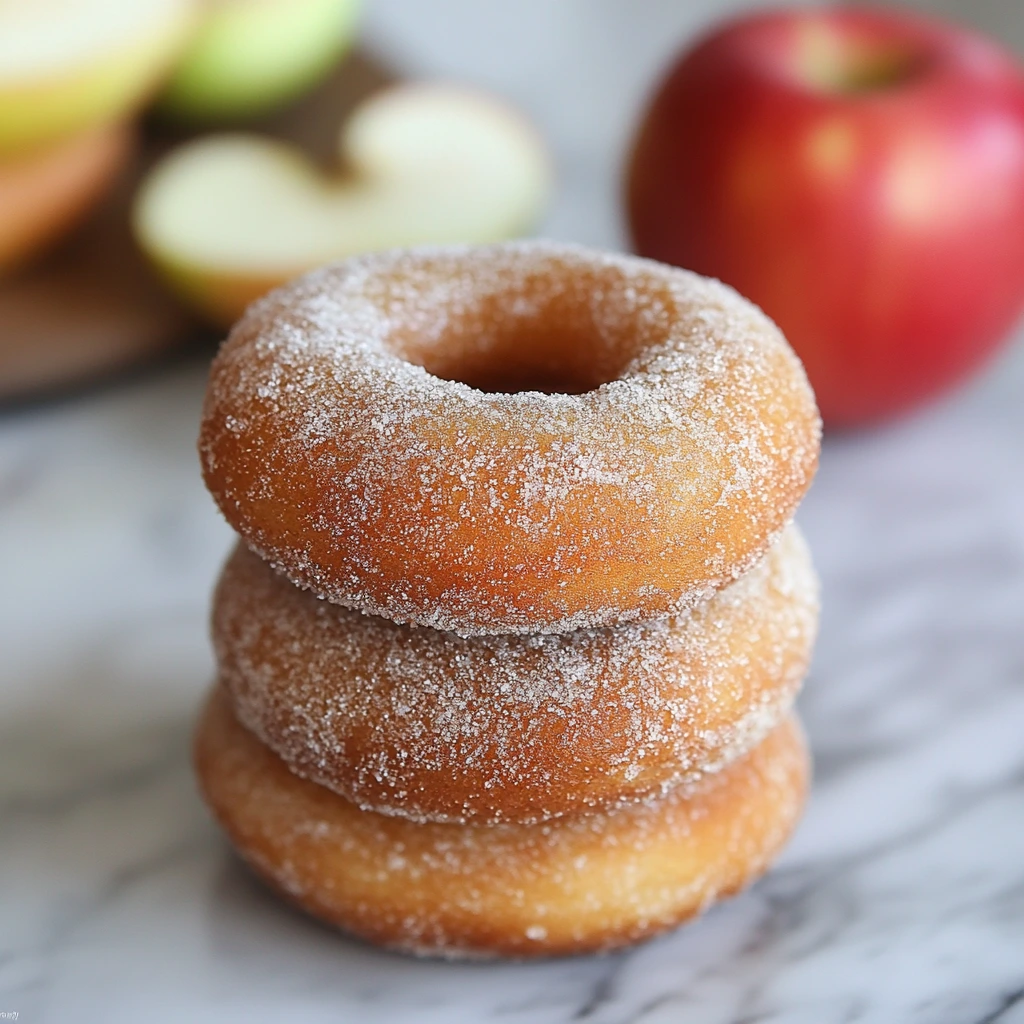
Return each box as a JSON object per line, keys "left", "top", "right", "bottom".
{"left": 2, "top": 2, "right": 1024, "bottom": 1021}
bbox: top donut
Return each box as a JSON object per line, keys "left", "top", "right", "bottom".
{"left": 200, "top": 242, "right": 820, "bottom": 636}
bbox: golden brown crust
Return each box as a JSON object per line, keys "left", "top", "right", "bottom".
{"left": 199, "top": 243, "right": 820, "bottom": 637}
{"left": 195, "top": 689, "right": 809, "bottom": 959}
{"left": 215, "top": 524, "right": 818, "bottom": 823}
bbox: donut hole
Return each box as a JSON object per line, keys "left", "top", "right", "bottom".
{"left": 402, "top": 321, "right": 625, "bottom": 395}
{"left": 381, "top": 264, "right": 659, "bottom": 396}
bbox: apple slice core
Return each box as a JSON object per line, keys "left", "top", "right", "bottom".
{"left": 0, "top": 0, "right": 184, "bottom": 77}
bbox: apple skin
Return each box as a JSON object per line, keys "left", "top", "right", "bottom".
{"left": 159, "top": 0, "right": 361, "bottom": 120}
{"left": 149, "top": 255, "right": 287, "bottom": 327}
{"left": 627, "top": 8, "right": 1024, "bottom": 426}
{"left": 0, "top": 124, "right": 133, "bottom": 273}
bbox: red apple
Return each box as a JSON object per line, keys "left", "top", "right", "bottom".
{"left": 627, "top": 8, "right": 1024, "bottom": 426}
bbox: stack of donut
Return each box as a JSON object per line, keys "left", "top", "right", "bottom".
{"left": 195, "top": 242, "right": 822, "bottom": 958}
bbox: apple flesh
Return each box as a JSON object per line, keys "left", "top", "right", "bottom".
{"left": 0, "top": 123, "right": 132, "bottom": 272}
{"left": 159, "top": 0, "right": 361, "bottom": 121}
{"left": 133, "top": 83, "right": 552, "bottom": 326}
{"left": 0, "top": 0, "right": 194, "bottom": 155}
{"left": 627, "top": 9, "right": 1024, "bottom": 426}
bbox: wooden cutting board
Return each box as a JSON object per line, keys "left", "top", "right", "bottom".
{"left": 0, "top": 49, "right": 395, "bottom": 404}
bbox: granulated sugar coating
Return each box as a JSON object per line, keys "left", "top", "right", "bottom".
{"left": 193, "top": 241, "right": 822, "bottom": 959}
{"left": 195, "top": 689, "right": 810, "bottom": 959}
{"left": 199, "top": 242, "right": 821, "bottom": 636}
{"left": 215, "top": 524, "right": 818, "bottom": 824}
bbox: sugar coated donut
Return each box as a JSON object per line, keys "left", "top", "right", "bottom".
{"left": 215, "top": 524, "right": 817, "bottom": 824}
{"left": 200, "top": 243, "right": 820, "bottom": 636}
{"left": 195, "top": 688, "right": 808, "bottom": 959}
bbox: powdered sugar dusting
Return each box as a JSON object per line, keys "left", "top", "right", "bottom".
{"left": 199, "top": 241, "right": 820, "bottom": 636}
{"left": 215, "top": 524, "right": 818, "bottom": 824}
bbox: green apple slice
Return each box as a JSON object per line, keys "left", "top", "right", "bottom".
{"left": 133, "top": 83, "right": 552, "bottom": 325}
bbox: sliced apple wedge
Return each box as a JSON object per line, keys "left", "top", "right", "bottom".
{"left": 0, "top": 123, "right": 133, "bottom": 273}
{"left": 159, "top": 0, "right": 362, "bottom": 120}
{"left": 0, "top": 0, "right": 195, "bottom": 154}
{"left": 133, "top": 83, "right": 552, "bottom": 325}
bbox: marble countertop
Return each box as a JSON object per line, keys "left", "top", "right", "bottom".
{"left": 2, "top": 2, "right": 1024, "bottom": 1021}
